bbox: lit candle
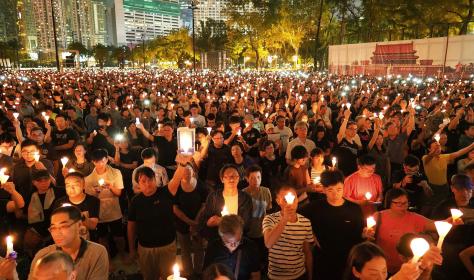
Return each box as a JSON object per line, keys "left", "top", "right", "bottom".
{"left": 435, "top": 221, "right": 452, "bottom": 249}
{"left": 346, "top": 103, "right": 351, "bottom": 109}
{"left": 366, "top": 216, "right": 376, "bottom": 229}
{"left": 68, "top": 168, "right": 75, "bottom": 173}
{"left": 0, "top": 168, "right": 8, "bottom": 184}
{"left": 332, "top": 157, "right": 337, "bottom": 167}
{"left": 450, "top": 209, "right": 463, "bottom": 222}
{"left": 33, "top": 152, "right": 40, "bottom": 162}
{"left": 410, "top": 237, "right": 430, "bottom": 263}
{"left": 13, "top": 112, "right": 19, "bottom": 119}
{"left": 167, "top": 263, "right": 186, "bottom": 280}
{"left": 6, "top": 235, "right": 14, "bottom": 258}
{"left": 206, "top": 127, "right": 212, "bottom": 134}
{"left": 434, "top": 133, "right": 441, "bottom": 142}
{"left": 98, "top": 179, "right": 105, "bottom": 186}
{"left": 115, "top": 134, "right": 124, "bottom": 141}
{"left": 379, "top": 113, "right": 384, "bottom": 120}
{"left": 60, "top": 157, "right": 68, "bottom": 166}
{"left": 365, "top": 192, "right": 372, "bottom": 201}
{"left": 221, "top": 205, "right": 229, "bottom": 216}
{"left": 284, "top": 192, "right": 296, "bottom": 204}
{"left": 44, "top": 115, "right": 49, "bottom": 122}
{"left": 135, "top": 117, "right": 140, "bottom": 125}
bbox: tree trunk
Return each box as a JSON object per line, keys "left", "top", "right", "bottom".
{"left": 314, "top": 0, "right": 324, "bottom": 69}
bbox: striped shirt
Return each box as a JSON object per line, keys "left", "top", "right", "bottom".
{"left": 263, "top": 212, "right": 314, "bottom": 280}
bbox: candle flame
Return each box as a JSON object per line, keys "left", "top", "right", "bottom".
{"left": 284, "top": 192, "right": 296, "bottom": 204}
{"left": 366, "top": 216, "right": 376, "bottom": 229}
{"left": 410, "top": 238, "right": 430, "bottom": 263}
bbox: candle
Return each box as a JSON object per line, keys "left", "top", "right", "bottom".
{"left": 435, "top": 221, "right": 452, "bottom": 249}
{"left": 68, "top": 168, "right": 75, "bottom": 173}
{"left": 365, "top": 192, "right": 372, "bottom": 201}
{"left": 135, "top": 117, "right": 140, "bottom": 125}
{"left": 434, "top": 133, "right": 441, "bottom": 142}
{"left": 206, "top": 127, "right": 212, "bottom": 134}
{"left": 167, "top": 263, "right": 186, "bottom": 280}
{"left": 221, "top": 205, "right": 229, "bottom": 216}
{"left": 98, "top": 179, "right": 105, "bottom": 186}
{"left": 0, "top": 168, "right": 8, "bottom": 184}
{"left": 33, "top": 152, "right": 40, "bottom": 162}
{"left": 44, "top": 115, "right": 49, "bottom": 122}
{"left": 13, "top": 112, "right": 19, "bottom": 119}
{"left": 346, "top": 103, "right": 351, "bottom": 109}
{"left": 6, "top": 235, "right": 14, "bottom": 257}
{"left": 366, "top": 216, "right": 376, "bottom": 229}
{"left": 115, "top": 134, "right": 124, "bottom": 141}
{"left": 410, "top": 237, "right": 430, "bottom": 263}
{"left": 332, "top": 157, "right": 337, "bottom": 167}
{"left": 284, "top": 192, "right": 296, "bottom": 204}
{"left": 177, "top": 127, "right": 195, "bottom": 155}
{"left": 60, "top": 157, "right": 68, "bottom": 166}
{"left": 450, "top": 209, "right": 463, "bottom": 222}
{"left": 379, "top": 113, "right": 384, "bottom": 119}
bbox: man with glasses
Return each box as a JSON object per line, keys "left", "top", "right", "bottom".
{"left": 12, "top": 140, "right": 54, "bottom": 206}
{"left": 30, "top": 205, "right": 108, "bottom": 280}
{"left": 204, "top": 215, "right": 260, "bottom": 280}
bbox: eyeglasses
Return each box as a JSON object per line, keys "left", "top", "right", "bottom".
{"left": 48, "top": 221, "right": 79, "bottom": 233}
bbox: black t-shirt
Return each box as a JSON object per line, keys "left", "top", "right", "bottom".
{"left": 242, "top": 128, "right": 261, "bottom": 157}
{"left": 174, "top": 181, "right": 208, "bottom": 233}
{"left": 39, "top": 142, "right": 59, "bottom": 161}
{"left": 205, "top": 144, "right": 232, "bottom": 184}
{"left": 128, "top": 187, "right": 176, "bottom": 247}
{"left": 299, "top": 199, "right": 364, "bottom": 277}
{"left": 153, "top": 136, "right": 178, "bottom": 167}
{"left": 52, "top": 128, "right": 79, "bottom": 157}
{"left": 203, "top": 237, "right": 260, "bottom": 280}
{"left": 333, "top": 138, "right": 359, "bottom": 176}
{"left": 91, "top": 126, "right": 119, "bottom": 156}
{"left": 392, "top": 169, "right": 427, "bottom": 211}
{"left": 54, "top": 194, "right": 100, "bottom": 220}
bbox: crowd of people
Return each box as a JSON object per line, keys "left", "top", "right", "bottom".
{"left": 0, "top": 69, "right": 473, "bottom": 280}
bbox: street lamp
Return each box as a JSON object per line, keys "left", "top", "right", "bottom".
{"left": 50, "top": 0, "right": 60, "bottom": 71}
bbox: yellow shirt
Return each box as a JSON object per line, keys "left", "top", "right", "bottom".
{"left": 422, "top": 154, "right": 451, "bottom": 186}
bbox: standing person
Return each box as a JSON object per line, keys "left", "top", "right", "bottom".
{"left": 263, "top": 186, "right": 314, "bottom": 280}
{"left": 62, "top": 143, "right": 94, "bottom": 177}
{"left": 334, "top": 110, "right": 362, "bottom": 176}
{"left": 203, "top": 130, "right": 233, "bottom": 188}
{"left": 204, "top": 215, "right": 261, "bottom": 280}
{"left": 47, "top": 114, "right": 78, "bottom": 158}
{"left": 343, "top": 155, "right": 383, "bottom": 206}
{"left": 366, "top": 188, "right": 435, "bottom": 275}
{"left": 307, "top": 148, "right": 327, "bottom": 201}
{"left": 131, "top": 148, "right": 169, "bottom": 193}
{"left": 173, "top": 165, "right": 207, "bottom": 278}
{"left": 30, "top": 205, "right": 109, "bottom": 280}
{"left": 127, "top": 155, "right": 188, "bottom": 280}
{"left": 300, "top": 170, "right": 364, "bottom": 280}
{"left": 284, "top": 146, "right": 311, "bottom": 205}
{"left": 54, "top": 172, "right": 100, "bottom": 241}
{"left": 285, "top": 122, "right": 315, "bottom": 165}
{"left": 84, "top": 149, "right": 125, "bottom": 260}
{"left": 198, "top": 165, "right": 253, "bottom": 242}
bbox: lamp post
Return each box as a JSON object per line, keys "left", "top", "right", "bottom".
{"left": 190, "top": 0, "right": 197, "bottom": 72}
{"left": 50, "top": 0, "right": 60, "bottom": 71}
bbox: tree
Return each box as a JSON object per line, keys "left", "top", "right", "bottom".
{"left": 92, "top": 44, "right": 108, "bottom": 68}
{"left": 67, "top": 42, "right": 90, "bottom": 56}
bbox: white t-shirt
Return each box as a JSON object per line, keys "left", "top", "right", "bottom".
{"left": 85, "top": 165, "right": 124, "bottom": 223}
{"left": 273, "top": 126, "right": 293, "bottom": 152}
{"left": 223, "top": 193, "right": 238, "bottom": 215}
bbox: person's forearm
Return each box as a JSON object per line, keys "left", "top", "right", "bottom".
{"left": 11, "top": 190, "right": 25, "bottom": 209}
{"left": 173, "top": 207, "right": 196, "bottom": 226}
{"left": 305, "top": 250, "right": 313, "bottom": 280}
{"left": 109, "top": 186, "right": 122, "bottom": 196}
{"left": 264, "top": 220, "right": 287, "bottom": 249}
{"left": 15, "top": 126, "right": 24, "bottom": 143}
{"left": 84, "top": 217, "right": 98, "bottom": 230}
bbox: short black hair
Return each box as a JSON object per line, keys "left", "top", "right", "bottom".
{"left": 357, "top": 154, "right": 375, "bottom": 166}
{"left": 21, "top": 139, "right": 39, "bottom": 150}
{"left": 291, "top": 145, "right": 308, "bottom": 160}
{"left": 134, "top": 166, "right": 155, "bottom": 182}
{"left": 229, "top": 115, "right": 241, "bottom": 124}
{"left": 90, "top": 148, "right": 108, "bottom": 161}
{"left": 141, "top": 148, "right": 156, "bottom": 160}
{"left": 64, "top": 172, "right": 85, "bottom": 181}
{"left": 51, "top": 204, "right": 82, "bottom": 222}
{"left": 97, "top": 113, "right": 111, "bottom": 122}
{"left": 310, "top": 147, "right": 324, "bottom": 158}
{"left": 403, "top": 154, "right": 420, "bottom": 167}
{"left": 259, "top": 140, "right": 275, "bottom": 152}
{"left": 384, "top": 188, "right": 408, "bottom": 209}
{"left": 245, "top": 165, "right": 262, "bottom": 177}
{"left": 320, "top": 169, "right": 344, "bottom": 188}
{"left": 219, "top": 164, "right": 239, "bottom": 180}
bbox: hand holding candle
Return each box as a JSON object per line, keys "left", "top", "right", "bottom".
{"left": 366, "top": 216, "right": 376, "bottom": 230}
{"left": 365, "top": 192, "right": 372, "bottom": 201}
{"left": 0, "top": 168, "right": 8, "bottom": 184}
{"left": 60, "top": 157, "right": 69, "bottom": 166}
{"left": 435, "top": 221, "right": 452, "bottom": 249}
{"left": 5, "top": 235, "right": 16, "bottom": 259}
{"left": 410, "top": 237, "right": 430, "bottom": 263}
{"left": 434, "top": 133, "right": 441, "bottom": 142}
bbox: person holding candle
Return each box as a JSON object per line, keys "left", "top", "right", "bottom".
{"left": 47, "top": 114, "right": 79, "bottom": 159}
{"left": 263, "top": 185, "right": 314, "bottom": 280}
{"left": 334, "top": 110, "right": 361, "bottom": 176}
{"left": 84, "top": 149, "right": 125, "bottom": 261}
{"left": 299, "top": 169, "right": 364, "bottom": 280}
{"left": 61, "top": 143, "right": 94, "bottom": 177}
{"left": 285, "top": 121, "right": 316, "bottom": 166}
{"left": 283, "top": 145, "right": 312, "bottom": 205}
{"left": 204, "top": 215, "right": 261, "bottom": 280}
{"left": 30, "top": 205, "right": 108, "bottom": 280}
{"left": 86, "top": 113, "right": 120, "bottom": 157}
{"left": 127, "top": 155, "right": 188, "bottom": 280}
{"left": 131, "top": 148, "right": 169, "bottom": 193}
{"left": 343, "top": 155, "right": 383, "bottom": 207}
{"left": 365, "top": 188, "right": 436, "bottom": 274}
{"left": 0, "top": 181, "right": 25, "bottom": 240}
{"left": 307, "top": 148, "right": 328, "bottom": 201}
{"left": 112, "top": 134, "right": 139, "bottom": 205}
{"left": 202, "top": 130, "right": 233, "bottom": 189}
{"left": 198, "top": 164, "right": 252, "bottom": 242}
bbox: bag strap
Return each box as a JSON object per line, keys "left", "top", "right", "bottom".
{"left": 234, "top": 249, "right": 242, "bottom": 279}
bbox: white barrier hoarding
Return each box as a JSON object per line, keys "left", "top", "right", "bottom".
{"left": 329, "top": 35, "right": 474, "bottom": 77}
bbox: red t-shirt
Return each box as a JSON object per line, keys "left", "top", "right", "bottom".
{"left": 375, "top": 210, "right": 429, "bottom": 273}
{"left": 344, "top": 172, "right": 383, "bottom": 202}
